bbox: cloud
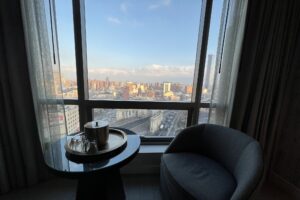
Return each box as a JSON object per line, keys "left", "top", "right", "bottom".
{"left": 90, "top": 64, "right": 193, "bottom": 83}
{"left": 148, "top": 0, "right": 171, "bottom": 10}
{"left": 60, "top": 64, "right": 194, "bottom": 84}
{"left": 162, "top": 0, "right": 171, "bottom": 6}
{"left": 108, "top": 15, "right": 143, "bottom": 28}
{"left": 107, "top": 17, "right": 121, "bottom": 24}
{"left": 148, "top": 4, "right": 160, "bottom": 10}
{"left": 140, "top": 64, "right": 193, "bottom": 77}
{"left": 129, "top": 19, "right": 143, "bottom": 27}
{"left": 89, "top": 68, "right": 129, "bottom": 76}
{"left": 120, "top": 2, "right": 128, "bottom": 13}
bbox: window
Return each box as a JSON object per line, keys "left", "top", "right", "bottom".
{"left": 55, "top": 0, "right": 78, "bottom": 99}
{"left": 85, "top": 0, "right": 201, "bottom": 102}
{"left": 53, "top": 0, "right": 236, "bottom": 139}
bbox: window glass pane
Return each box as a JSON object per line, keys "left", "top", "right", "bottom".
{"left": 207, "top": 0, "right": 248, "bottom": 126}
{"left": 55, "top": 0, "right": 78, "bottom": 99}
{"left": 198, "top": 108, "right": 209, "bottom": 124}
{"left": 42, "top": 105, "right": 77, "bottom": 136}
{"left": 201, "top": 0, "right": 224, "bottom": 103}
{"left": 93, "top": 109, "right": 187, "bottom": 136}
{"left": 85, "top": 0, "right": 202, "bottom": 102}
{"left": 44, "top": 104, "right": 67, "bottom": 139}
{"left": 64, "top": 105, "right": 80, "bottom": 134}
{"left": 41, "top": 104, "right": 67, "bottom": 168}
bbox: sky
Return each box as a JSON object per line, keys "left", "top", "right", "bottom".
{"left": 55, "top": 0, "right": 223, "bottom": 84}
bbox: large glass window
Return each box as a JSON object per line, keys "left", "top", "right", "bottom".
{"left": 51, "top": 0, "right": 246, "bottom": 139}
{"left": 85, "top": 0, "right": 202, "bottom": 102}
{"left": 55, "top": 0, "right": 78, "bottom": 99}
{"left": 201, "top": 0, "right": 224, "bottom": 103}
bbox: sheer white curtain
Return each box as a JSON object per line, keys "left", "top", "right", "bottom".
{"left": 21, "top": 0, "right": 67, "bottom": 168}
{"left": 208, "top": 0, "right": 248, "bottom": 126}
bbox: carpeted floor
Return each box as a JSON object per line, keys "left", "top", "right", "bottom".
{"left": 0, "top": 175, "right": 296, "bottom": 200}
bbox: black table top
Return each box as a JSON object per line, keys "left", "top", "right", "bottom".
{"left": 44, "top": 128, "right": 140, "bottom": 178}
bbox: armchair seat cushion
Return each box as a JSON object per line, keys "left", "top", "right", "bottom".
{"left": 161, "top": 153, "right": 237, "bottom": 200}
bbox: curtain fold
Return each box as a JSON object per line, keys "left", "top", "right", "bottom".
{"left": 230, "top": 0, "right": 300, "bottom": 177}
{"left": 21, "top": 0, "right": 68, "bottom": 170}
{"left": 0, "top": 0, "right": 69, "bottom": 194}
{"left": 208, "top": 0, "right": 248, "bottom": 126}
{"left": 0, "top": 0, "right": 48, "bottom": 194}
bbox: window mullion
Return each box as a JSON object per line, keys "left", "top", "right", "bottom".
{"left": 86, "top": 107, "right": 93, "bottom": 122}
{"left": 86, "top": 100, "right": 196, "bottom": 110}
{"left": 72, "top": 0, "right": 88, "bottom": 130}
{"left": 191, "top": 0, "right": 213, "bottom": 125}
{"left": 186, "top": 109, "right": 193, "bottom": 127}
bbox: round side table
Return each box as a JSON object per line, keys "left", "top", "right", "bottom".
{"left": 45, "top": 128, "right": 140, "bottom": 200}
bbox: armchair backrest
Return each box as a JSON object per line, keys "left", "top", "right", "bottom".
{"left": 165, "top": 124, "right": 263, "bottom": 200}
{"left": 200, "top": 124, "right": 263, "bottom": 200}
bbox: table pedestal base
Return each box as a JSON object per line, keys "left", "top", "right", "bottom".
{"left": 76, "top": 169, "right": 125, "bottom": 200}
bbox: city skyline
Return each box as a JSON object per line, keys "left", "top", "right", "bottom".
{"left": 60, "top": 63, "right": 195, "bottom": 84}
{"left": 59, "top": 72, "right": 213, "bottom": 103}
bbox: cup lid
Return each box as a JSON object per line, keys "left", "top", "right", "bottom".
{"left": 84, "top": 120, "right": 109, "bottom": 129}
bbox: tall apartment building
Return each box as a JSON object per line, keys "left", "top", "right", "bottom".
{"left": 64, "top": 105, "right": 79, "bottom": 134}
{"left": 163, "top": 82, "right": 171, "bottom": 94}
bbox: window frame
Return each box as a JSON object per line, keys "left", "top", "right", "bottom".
{"left": 65, "top": 0, "right": 213, "bottom": 142}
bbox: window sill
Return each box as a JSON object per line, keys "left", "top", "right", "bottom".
{"left": 121, "top": 144, "right": 168, "bottom": 174}
{"left": 139, "top": 144, "right": 168, "bottom": 154}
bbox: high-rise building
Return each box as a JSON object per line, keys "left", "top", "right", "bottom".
{"left": 65, "top": 105, "right": 79, "bottom": 134}
{"left": 122, "top": 87, "right": 129, "bottom": 100}
{"left": 150, "top": 111, "right": 163, "bottom": 134}
{"left": 105, "top": 76, "right": 110, "bottom": 88}
{"left": 163, "top": 82, "right": 171, "bottom": 94}
{"left": 185, "top": 85, "right": 193, "bottom": 94}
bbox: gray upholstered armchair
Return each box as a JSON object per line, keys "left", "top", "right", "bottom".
{"left": 160, "top": 124, "right": 263, "bottom": 200}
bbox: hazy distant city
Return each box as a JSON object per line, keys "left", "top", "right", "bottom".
{"left": 60, "top": 62, "right": 213, "bottom": 137}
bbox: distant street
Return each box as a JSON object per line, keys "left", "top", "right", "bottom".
{"left": 93, "top": 109, "right": 209, "bottom": 137}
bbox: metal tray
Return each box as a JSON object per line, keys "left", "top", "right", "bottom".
{"left": 65, "top": 128, "right": 127, "bottom": 163}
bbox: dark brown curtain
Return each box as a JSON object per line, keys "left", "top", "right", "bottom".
{"left": 230, "top": 0, "right": 300, "bottom": 177}
{"left": 0, "top": 0, "right": 48, "bottom": 194}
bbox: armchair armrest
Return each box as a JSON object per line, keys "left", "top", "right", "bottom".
{"left": 165, "top": 124, "right": 206, "bottom": 154}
